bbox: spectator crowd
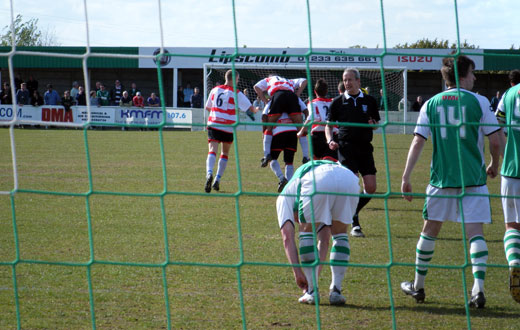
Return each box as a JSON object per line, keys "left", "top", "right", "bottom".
{"left": 0, "top": 76, "right": 206, "bottom": 109}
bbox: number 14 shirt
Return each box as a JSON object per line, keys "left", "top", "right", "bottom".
{"left": 414, "top": 88, "right": 500, "bottom": 188}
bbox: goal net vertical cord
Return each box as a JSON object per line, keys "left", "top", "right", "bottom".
{"left": 3, "top": 0, "right": 512, "bottom": 329}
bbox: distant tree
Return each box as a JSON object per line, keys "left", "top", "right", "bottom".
{"left": 1, "top": 14, "right": 59, "bottom": 46}
{"left": 349, "top": 45, "right": 367, "bottom": 48}
{"left": 394, "top": 38, "right": 477, "bottom": 49}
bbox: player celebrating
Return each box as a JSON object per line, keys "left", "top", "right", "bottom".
{"left": 277, "top": 160, "right": 359, "bottom": 305}
{"left": 495, "top": 69, "right": 520, "bottom": 303}
{"left": 298, "top": 78, "right": 338, "bottom": 161}
{"left": 262, "top": 98, "right": 307, "bottom": 192}
{"left": 325, "top": 68, "right": 380, "bottom": 238}
{"left": 204, "top": 70, "right": 256, "bottom": 193}
{"left": 254, "top": 75, "right": 307, "bottom": 167}
{"left": 400, "top": 55, "right": 504, "bottom": 308}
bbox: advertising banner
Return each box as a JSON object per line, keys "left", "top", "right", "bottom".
{"left": 139, "top": 47, "right": 484, "bottom": 71}
{"left": 0, "top": 105, "right": 192, "bottom": 128}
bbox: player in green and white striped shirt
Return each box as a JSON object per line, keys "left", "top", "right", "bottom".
{"left": 400, "top": 55, "right": 505, "bottom": 308}
{"left": 495, "top": 69, "right": 520, "bottom": 303}
{"left": 276, "top": 160, "right": 359, "bottom": 305}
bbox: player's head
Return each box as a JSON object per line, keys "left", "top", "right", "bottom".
{"left": 314, "top": 78, "right": 328, "bottom": 98}
{"left": 441, "top": 55, "right": 475, "bottom": 89}
{"left": 342, "top": 68, "right": 361, "bottom": 95}
{"left": 337, "top": 81, "right": 345, "bottom": 94}
{"left": 509, "top": 69, "right": 520, "bottom": 86}
{"left": 225, "top": 70, "right": 239, "bottom": 85}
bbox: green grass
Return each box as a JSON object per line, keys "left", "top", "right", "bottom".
{"left": 0, "top": 128, "right": 519, "bottom": 329}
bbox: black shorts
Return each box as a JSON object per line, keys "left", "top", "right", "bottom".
{"left": 268, "top": 90, "right": 301, "bottom": 116}
{"left": 311, "top": 132, "right": 338, "bottom": 161}
{"left": 207, "top": 127, "right": 233, "bottom": 143}
{"left": 271, "top": 131, "right": 297, "bottom": 164}
{"left": 338, "top": 141, "right": 376, "bottom": 176}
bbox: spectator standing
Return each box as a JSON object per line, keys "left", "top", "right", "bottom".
{"left": 89, "top": 90, "right": 98, "bottom": 106}
{"left": 94, "top": 81, "right": 101, "bottom": 92}
{"left": 128, "top": 82, "right": 139, "bottom": 98}
{"left": 14, "top": 74, "right": 23, "bottom": 90}
{"left": 0, "top": 82, "right": 12, "bottom": 104}
{"left": 44, "top": 84, "right": 61, "bottom": 105}
{"left": 76, "top": 86, "right": 87, "bottom": 106}
{"left": 190, "top": 87, "right": 203, "bottom": 108}
{"left": 111, "top": 80, "right": 124, "bottom": 105}
{"left": 177, "top": 86, "right": 184, "bottom": 107}
{"left": 16, "top": 82, "right": 31, "bottom": 105}
{"left": 70, "top": 81, "right": 80, "bottom": 100}
{"left": 26, "top": 75, "right": 38, "bottom": 95}
{"left": 490, "top": 91, "right": 501, "bottom": 112}
{"left": 30, "top": 90, "right": 44, "bottom": 106}
{"left": 61, "top": 90, "right": 74, "bottom": 111}
{"left": 132, "top": 91, "right": 144, "bottom": 107}
{"left": 96, "top": 84, "right": 110, "bottom": 106}
{"left": 411, "top": 95, "right": 424, "bottom": 112}
{"left": 147, "top": 92, "right": 160, "bottom": 107}
{"left": 183, "top": 82, "right": 194, "bottom": 107}
{"left": 119, "top": 91, "right": 133, "bottom": 106}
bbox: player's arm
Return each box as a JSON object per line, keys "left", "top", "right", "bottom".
{"left": 368, "top": 97, "right": 380, "bottom": 130}
{"left": 254, "top": 80, "right": 269, "bottom": 105}
{"left": 486, "top": 129, "right": 506, "bottom": 178}
{"left": 294, "top": 79, "right": 307, "bottom": 97}
{"left": 280, "top": 221, "right": 308, "bottom": 291}
{"left": 401, "top": 134, "right": 426, "bottom": 201}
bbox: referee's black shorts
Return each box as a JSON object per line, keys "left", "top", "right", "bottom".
{"left": 268, "top": 90, "right": 301, "bottom": 117}
{"left": 207, "top": 126, "right": 234, "bottom": 143}
{"left": 338, "top": 141, "right": 376, "bottom": 176}
{"left": 311, "top": 132, "right": 338, "bottom": 161}
{"left": 271, "top": 131, "right": 297, "bottom": 164}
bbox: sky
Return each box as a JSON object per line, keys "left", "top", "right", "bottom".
{"left": 0, "top": 0, "right": 519, "bottom": 50}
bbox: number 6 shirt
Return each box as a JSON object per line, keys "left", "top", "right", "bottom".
{"left": 205, "top": 85, "right": 252, "bottom": 133}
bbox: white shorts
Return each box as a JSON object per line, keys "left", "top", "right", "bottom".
{"left": 298, "top": 165, "right": 359, "bottom": 226}
{"left": 423, "top": 184, "right": 491, "bottom": 223}
{"left": 276, "top": 182, "right": 297, "bottom": 228}
{"left": 501, "top": 176, "right": 520, "bottom": 223}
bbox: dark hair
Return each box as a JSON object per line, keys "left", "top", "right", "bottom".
{"left": 441, "top": 55, "right": 475, "bottom": 87}
{"left": 314, "top": 78, "right": 328, "bottom": 97}
{"left": 509, "top": 69, "right": 520, "bottom": 85}
{"left": 337, "top": 81, "right": 345, "bottom": 93}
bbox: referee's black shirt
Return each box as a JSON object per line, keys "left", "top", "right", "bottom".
{"left": 327, "top": 91, "right": 380, "bottom": 143}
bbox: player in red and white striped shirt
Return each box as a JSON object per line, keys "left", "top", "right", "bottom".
{"left": 254, "top": 75, "right": 307, "bottom": 167}
{"left": 204, "top": 70, "right": 256, "bottom": 193}
{"left": 298, "top": 78, "right": 339, "bottom": 161}
{"left": 262, "top": 97, "right": 308, "bottom": 192}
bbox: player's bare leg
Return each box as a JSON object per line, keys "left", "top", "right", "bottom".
{"left": 205, "top": 141, "right": 219, "bottom": 193}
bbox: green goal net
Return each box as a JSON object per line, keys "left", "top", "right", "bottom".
{"left": 1, "top": 1, "right": 519, "bottom": 330}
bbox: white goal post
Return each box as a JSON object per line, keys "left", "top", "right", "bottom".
{"left": 203, "top": 63, "right": 409, "bottom": 133}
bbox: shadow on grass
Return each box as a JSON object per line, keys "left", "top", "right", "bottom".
{"left": 317, "top": 302, "right": 518, "bottom": 319}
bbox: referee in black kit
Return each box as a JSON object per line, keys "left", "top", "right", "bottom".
{"left": 325, "top": 68, "right": 380, "bottom": 238}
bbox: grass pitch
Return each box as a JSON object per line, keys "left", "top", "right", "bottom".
{"left": 0, "top": 128, "right": 519, "bottom": 329}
